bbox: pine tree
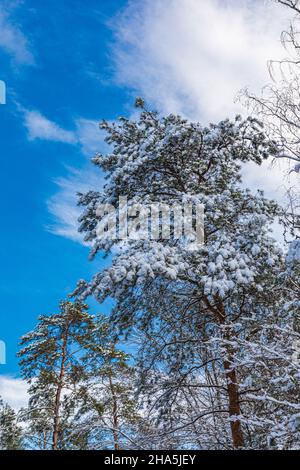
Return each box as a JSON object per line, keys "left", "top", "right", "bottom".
{"left": 18, "top": 300, "right": 96, "bottom": 450}
{"left": 74, "top": 320, "right": 145, "bottom": 450}
{"left": 75, "top": 102, "right": 287, "bottom": 448}
{"left": 18, "top": 301, "right": 147, "bottom": 450}
{"left": 19, "top": 399, "right": 53, "bottom": 450}
{"left": 0, "top": 398, "right": 23, "bottom": 450}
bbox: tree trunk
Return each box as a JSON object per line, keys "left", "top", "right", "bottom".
{"left": 222, "top": 323, "right": 244, "bottom": 448}
{"left": 204, "top": 296, "right": 244, "bottom": 448}
{"left": 52, "top": 333, "right": 68, "bottom": 450}
{"left": 223, "top": 355, "right": 244, "bottom": 448}
{"left": 109, "top": 375, "right": 120, "bottom": 450}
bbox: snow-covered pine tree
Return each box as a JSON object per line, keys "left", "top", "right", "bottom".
{"left": 19, "top": 374, "right": 93, "bottom": 450}
{"left": 75, "top": 100, "right": 285, "bottom": 448}
{"left": 0, "top": 398, "right": 23, "bottom": 450}
{"left": 19, "top": 396, "right": 55, "bottom": 450}
{"left": 116, "top": 270, "right": 300, "bottom": 449}
{"left": 76, "top": 339, "right": 142, "bottom": 450}
{"left": 18, "top": 300, "right": 96, "bottom": 450}
{"left": 121, "top": 279, "right": 236, "bottom": 449}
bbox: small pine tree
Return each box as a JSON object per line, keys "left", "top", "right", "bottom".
{"left": 18, "top": 301, "right": 145, "bottom": 450}
{"left": 74, "top": 319, "right": 143, "bottom": 450}
{"left": 0, "top": 398, "right": 23, "bottom": 449}
{"left": 18, "top": 300, "right": 96, "bottom": 450}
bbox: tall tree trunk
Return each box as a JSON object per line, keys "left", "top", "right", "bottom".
{"left": 109, "top": 375, "right": 120, "bottom": 450}
{"left": 222, "top": 324, "right": 244, "bottom": 448}
{"left": 223, "top": 355, "right": 244, "bottom": 448}
{"left": 204, "top": 296, "right": 244, "bottom": 448}
{"left": 52, "top": 332, "right": 68, "bottom": 450}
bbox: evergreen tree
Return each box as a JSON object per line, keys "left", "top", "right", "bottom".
{"left": 73, "top": 319, "right": 146, "bottom": 450}
{"left": 18, "top": 300, "right": 96, "bottom": 450}
{"left": 18, "top": 301, "right": 146, "bottom": 450}
{"left": 0, "top": 398, "right": 23, "bottom": 450}
{"left": 75, "top": 101, "right": 288, "bottom": 448}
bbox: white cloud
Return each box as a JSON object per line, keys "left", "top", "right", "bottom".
{"left": 0, "top": 7, "right": 34, "bottom": 65}
{"left": 24, "top": 110, "right": 77, "bottom": 144}
{"left": 112, "top": 0, "right": 291, "bottom": 122}
{"left": 242, "top": 158, "right": 300, "bottom": 213}
{"left": 23, "top": 112, "right": 108, "bottom": 151}
{"left": 47, "top": 165, "right": 105, "bottom": 243}
{"left": 43, "top": 117, "right": 111, "bottom": 242}
{"left": 20, "top": 112, "right": 107, "bottom": 242}
{"left": 109, "top": 0, "right": 299, "bottom": 223}
{"left": 75, "top": 118, "right": 109, "bottom": 155}
{"left": 39, "top": 0, "right": 298, "bottom": 243}
{"left": 45, "top": 119, "right": 109, "bottom": 242}
{"left": 0, "top": 376, "right": 28, "bottom": 411}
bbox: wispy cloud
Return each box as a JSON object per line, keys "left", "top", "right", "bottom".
{"left": 22, "top": 110, "right": 108, "bottom": 151}
{"left": 0, "top": 5, "right": 34, "bottom": 65}
{"left": 24, "top": 110, "right": 77, "bottom": 144}
{"left": 46, "top": 118, "right": 109, "bottom": 242}
{"left": 47, "top": 165, "right": 105, "bottom": 244}
{"left": 20, "top": 110, "right": 108, "bottom": 243}
{"left": 0, "top": 375, "right": 28, "bottom": 410}
{"left": 75, "top": 118, "right": 109, "bottom": 155}
{"left": 111, "top": 0, "right": 291, "bottom": 122}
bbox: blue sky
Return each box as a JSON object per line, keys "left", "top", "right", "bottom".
{"left": 0, "top": 0, "right": 128, "bottom": 375}
{"left": 0, "top": 0, "right": 297, "bottom": 399}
